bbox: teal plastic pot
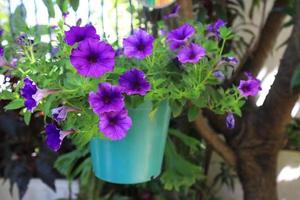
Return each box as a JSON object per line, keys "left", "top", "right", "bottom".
{"left": 90, "top": 101, "right": 171, "bottom": 184}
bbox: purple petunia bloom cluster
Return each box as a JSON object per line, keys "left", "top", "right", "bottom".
{"left": 65, "top": 25, "right": 152, "bottom": 141}
{"left": 207, "top": 19, "right": 226, "bottom": 39}
{"left": 89, "top": 68, "right": 151, "bottom": 140}
{"left": 238, "top": 72, "right": 261, "bottom": 97}
{"left": 20, "top": 78, "right": 77, "bottom": 151}
{"left": 44, "top": 106, "right": 79, "bottom": 151}
{"left": 165, "top": 23, "right": 207, "bottom": 64}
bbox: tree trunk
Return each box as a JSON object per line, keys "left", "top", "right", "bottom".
{"left": 237, "top": 149, "right": 279, "bottom": 200}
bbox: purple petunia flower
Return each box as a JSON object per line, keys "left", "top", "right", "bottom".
{"left": 99, "top": 109, "right": 132, "bottom": 140}
{"left": 115, "top": 47, "right": 124, "bottom": 57}
{"left": 51, "top": 25, "right": 58, "bottom": 30}
{"left": 0, "top": 28, "right": 4, "bottom": 37}
{"left": 7, "top": 58, "right": 17, "bottom": 68}
{"left": 51, "top": 106, "right": 80, "bottom": 123}
{"left": 64, "top": 24, "right": 100, "bottom": 46}
{"left": 0, "top": 47, "right": 3, "bottom": 57}
{"left": 62, "top": 12, "right": 69, "bottom": 18}
{"left": 51, "top": 47, "right": 59, "bottom": 57}
{"left": 16, "top": 33, "right": 33, "bottom": 46}
{"left": 119, "top": 68, "right": 151, "bottom": 96}
{"left": 213, "top": 70, "right": 225, "bottom": 82}
{"left": 222, "top": 56, "right": 238, "bottom": 65}
{"left": 89, "top": 82, "right": 125, "bottom": 115}
{"left": 21, "top": 78, "right": 59, "bottom": 112}
{"left": 226, "top": 112, "right": 235, "bottom": 129}
{"left": 167, "top": 23, "right": 195, "bottom": 50}
{"left": 163, "top": 4, "right": 180, "bottom": 19}
{"left": 70, "top": 38, "right": 115, "bottom": 77}
{"left": 207, "top": 19, "right": 226, "bottom": 39}
{"left": 177, "top": 43, "right": 206, "bottom": 64}
{"left": 238, "top": 72, "right": 262, "bottom": 97}
{"left": 123, "top": 29, "right": 155, "bottom": 59}
{"left": 45, "top": 123, "right": 74, "bottom": 151}
{"left": 159, "top": 29, "right": 168, "bottom": 36}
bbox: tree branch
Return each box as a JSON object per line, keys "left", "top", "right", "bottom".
{"left": 261, "top": 0, "right": 300, "bottom": 135}
{"left": 194, "top": 112, "right": 237, "bottom": 167}
{"left": 177, "top": 0, "right": 193, "bottom": 19}
{"left": 232, "top": 0, "right": 288, "bottom": 82}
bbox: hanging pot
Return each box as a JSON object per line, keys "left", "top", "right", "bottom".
{"left": 140, "top": 0, "right": 176, "bottom": 9}
{"left": 90, "top": 101, "right": 171, "bottom": 184}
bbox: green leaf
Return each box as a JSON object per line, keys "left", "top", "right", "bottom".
{"left": 0, "top": 91, "right": 17, "bottom": 100}
{"left": 161, "top": 140, "right": 204, "bottom": 191}
{"left": 11, "top": 4, "right": 28, "bottom": 33}
{"left": 187, "top": 106, "right": 199, "bottom": 122}
{"left": 69, "top": 0, "right": 79, "bottom": 11}
{"left": 291, "top": 65, "right": 300, "bottom": 89}
{"left": 4, "top": 99, "right": 24, "bottom": 110}
{"left": 220, "top": 27, "right": 234, "bottom": 40}
{"left": 170, "top": 100, "right": 183, "bottom": 118}
{"left": 56, "top": 0, "right": 69, "bottom": 13}
{"left": 54, "top": 148, "right": 88, "bottom": 177}
{"left": 169, "top": 129, "right": 203, "bottom": 154}
{"left": 32, "top": 25, "right": 50, "bottom": 35}
{"left": 24, "top": 111, "right": 32, "bottom": 125}
{"left": 42, "top": 0, "right": 55, "bottom": 18}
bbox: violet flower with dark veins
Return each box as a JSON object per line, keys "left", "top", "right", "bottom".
{"left": 238, "top": 72, "right": 262, "bottom": 97}
{"left": 99, "top": 109, "right": 132, "bottom": 140}
{"left": 21, "top": 78, "right": 60, "bottom": 112}
{"left": 45, "top": 123, "right": 75, "bottom": 151}
{"left": 64, "top": 24, "right": 100, "bottom": 46}
{"left": 70, "top": 38, "right": 115, "bottom": 77}
{"left": 177, "top": 43, "right": 206, "bottom": 64}
{"left": 119, "top": 68, "right": 151, "bottom": 96}
{"left": 88, "top": 82, "right": 125, "bottom": 115}
{"left": 123, "top": 29, "right": 154, "bottom": 59}
{"left": 167, "top": 23, "right": 195, "bottom": 50}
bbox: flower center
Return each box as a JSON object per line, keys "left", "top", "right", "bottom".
{"left": 87, "top": 54, "right": 98, "bottom": 63}
{"left": 177, "top": 33, "right": 187, "bottom": 40}
{"left": 109, "top": 117, "right": 118, "bottom": 125}
{"left": 102, "top": 95, "right": 111, "bottom": 104}
{"left": 76, "top": 34, "right": 85, "bottom": 42}
{"left": 136, "top": 43, "right": 145, "bottom": 51}
{"left": 189, "top": 52, "right": 196, "bottom": 60}
{"left": 130, "top": 79, "right": 141, "bottom": 90}
{"left": 241, "top": 84, "right": 250, "bottom": 92}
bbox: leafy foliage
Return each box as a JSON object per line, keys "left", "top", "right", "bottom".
{"left": 0, "top": 1, "right": 250, "bottom": 199}
{"left": 161, "top": 130, "right": 205, "bottom": 191}
{"left": 286, "top": 119, "right": 300, "bottom": 150}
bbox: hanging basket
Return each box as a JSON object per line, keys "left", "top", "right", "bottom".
{"left": 140, "top": 0, "right": 176, "bottom": 9}
{"left": 90, "top": 101, "right": 171, "bottom": 184}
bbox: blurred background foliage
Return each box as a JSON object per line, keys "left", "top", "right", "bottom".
{"left": 0, "top": 0, "right": 297, "bottom": 199}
